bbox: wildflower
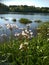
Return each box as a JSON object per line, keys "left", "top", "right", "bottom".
{"left": 47, "top": 33, "right": 49, "bottom": 36}
{"left": 29, "top": 30, "right": 31, "bottom": 32}
{"left": 19, "top": 44, "right": 23, "bottom": 49}
{"left": 12, "top": 24, "right": 18, "bottom": 29}
{"left": 47, "top": 38, "right": 49, "bottom": 41}
{"left": 6, "top": 24, "right": 18, "bottom": 30}
{"left": 14, "top": 33, "right": 20, "bottom": 37}
{"left": 30, "top": 32, "right": 33, "bottom": 35}
{"left": 47, "top": 28, "right": 49, "bottom": 30}
{"left": 24, "top": 42, "right": 28, "bottom": 45}
{"left": 25, "top": 29, "right": 29, "bottom": 34}
{"left": 22, "top": 31, "right": 27, "bottom": 36}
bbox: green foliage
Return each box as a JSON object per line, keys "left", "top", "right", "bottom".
{"left": 0, "top": 22, "right": 49, "bottom": 65}
{"left": 0, "top": 3, "right": 10, "bottom": 13}
{"left": 19, "top": 18, "right": 32, "bottom": 24}
{"left": 9, "top": 5, "right": 49, "bottom": 13}
{"left": 0, "top": 3, "right": 49, "bottom": 13}
{"left": 0, "top": 35, "right": 49, "bottom": 65}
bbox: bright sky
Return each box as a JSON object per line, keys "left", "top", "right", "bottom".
{"left": 0, "top": 0, "right": 49, "bottom": 7}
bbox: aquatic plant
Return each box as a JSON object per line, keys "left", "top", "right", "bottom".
{"left": 19, "top": 18, "right": 32, "bottom": 24}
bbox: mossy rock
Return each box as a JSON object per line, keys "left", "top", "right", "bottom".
{"left": 19, "top": 18, "right": 32, "bottom": 24}
{"left": 34, "top": 20, "right": 42, "bottom": 23}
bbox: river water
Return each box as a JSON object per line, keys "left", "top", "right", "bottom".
{"left": 0, "top": 13, "right": 49, "bottom": 42}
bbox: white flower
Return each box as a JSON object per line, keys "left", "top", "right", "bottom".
{"left": 29, "top": 30, "right": 31, "bottom": 32}
{"left": 47, "top": 38, "right": 49, "bottom": 41}
{"left": 6, "top": 24, "right": 11, "bottom": 29}
{"left": 19, "top": 44, "right": 23, "bottom": 49}
{"left": 6, "top": 24, "right": 18, "bottom": 30}
{"left": 47, "top": 33, "right": 49, "bottom": 36}
{"left": 12, "top": 24, "right": 18, "bottom": 29}
{"left": 47, "top": 28, "right": 49, "bottom": 30}
{"left": 24, "top": 42, "right": 28, "bottom": 45}
{"left": 30, "top": 32, "right": 33, "bottom": 35}
{"left": 14, "top": 33, "right": 20, "bottom": 37}
{"left": 25, "top": 29, "right": 29, "bottom": 34}
{"left": 22, "top": 31, "right": 27, "bottom": 36}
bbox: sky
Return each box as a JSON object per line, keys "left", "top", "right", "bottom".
{"left": 0, "top": 0, "right": 49, "bottom": 7}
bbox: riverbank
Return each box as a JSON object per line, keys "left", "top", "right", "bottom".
{"left": 0, "top": 22, "right": 49, "bottom": 65}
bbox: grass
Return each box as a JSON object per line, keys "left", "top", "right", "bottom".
{"left": 0, "top": 36, "right": 49, "bottom": 65}
{"left": 0, "top": 22, "right": 49, "bottom": 65}
{"left": 19, "top": 18, "right": 32, "bottom": 24}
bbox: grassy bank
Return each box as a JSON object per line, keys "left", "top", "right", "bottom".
{"left": 0, "top": 22, "right": 49, "bottom": 65}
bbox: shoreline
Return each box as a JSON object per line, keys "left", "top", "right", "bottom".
{"left": 0, "top": 12, "right": 49, "bottom": 15}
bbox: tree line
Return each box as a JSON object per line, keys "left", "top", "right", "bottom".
{"left": 0, "top": 3, "right": 49, "bottom": 13}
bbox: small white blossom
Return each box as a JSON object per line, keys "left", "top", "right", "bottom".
{"left": 47, "top": 28, "right": 49, "bottom": 30}
{"left": 14, "top": 33, "right": 20, "bottom": 37}
{"left": 6, "top": 24, "right": 18, "bottom": 30}
{"left": 30, "top": 32, "right": 33, "bottom": 35}
{"left": 19, "top": 44, "right": 23, "bottom": 49}
{"left": 47, "top": 33, "right": 49, "bottom": 36}
{"left": 47, "top": 38, "right": 49, "bottom": 41}
{"left": 24, "top": 42, "right": 28, "bottom": 45}
{"left": 22, "top": 31, "right": 27, "bottom": 36}
{"left": 29, "top": 30, "right": 31, "bottom": 32}
{"left": 25, "top": 29, "right": 29, "bottom": 34}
